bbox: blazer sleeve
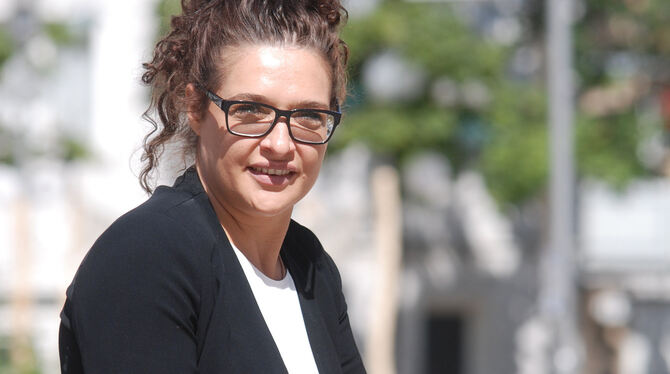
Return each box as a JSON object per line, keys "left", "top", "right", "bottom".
{"left": 59, "top": 210, "right": 206, "bottom": 374}
{"left": 322, "top": 251, "right": 367, "bottom": 374}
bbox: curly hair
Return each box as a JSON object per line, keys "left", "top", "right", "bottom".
{"left": 139, "top": 0, "right": 349, "bottom": 193}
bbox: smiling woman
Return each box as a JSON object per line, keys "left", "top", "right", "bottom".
{"left": 58, "top": 1, "right": 365, "bottom": 373}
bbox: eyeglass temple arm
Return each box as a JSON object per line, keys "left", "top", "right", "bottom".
{"left": 194, "top": 83, "right": 222, "bottom": 103}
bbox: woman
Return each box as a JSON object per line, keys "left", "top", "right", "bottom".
{"left": 58, "top": 0, "right": 366, "bottom": 372}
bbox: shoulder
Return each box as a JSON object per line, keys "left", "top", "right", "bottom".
{"left": 94, "top": 185, "right": 215, "bottom": 259}
{"left": 69, "top": 183, "right": 218, "bottom": 299}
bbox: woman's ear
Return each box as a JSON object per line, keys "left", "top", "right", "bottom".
{"left": 185, "top": 83, "right": 203, "bottom": 136}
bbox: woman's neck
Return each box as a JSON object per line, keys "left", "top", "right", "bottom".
{"left": 198, "top": 176, "right": 291, "bottom": 280}
{"left": 219, "top": 209, "right": 290, "bottom": 280}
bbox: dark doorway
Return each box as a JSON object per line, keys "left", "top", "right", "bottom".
{"left": 426, "top": 314, "right": 464, "bottom": 374}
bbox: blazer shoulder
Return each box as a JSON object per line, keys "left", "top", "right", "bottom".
{"left": 114, "top": 184, "right": 216, "bottom": 248}
{"left": 71, "top": 186, "right": 218, "bottom": 293}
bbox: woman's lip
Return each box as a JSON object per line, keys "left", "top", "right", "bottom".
{"left": 247, "top": 166, "right": 296, "bottom": 186}
{"left": 248, "top": 166, "right": 293, "bottom": 176}
{"left": 248, "top": 165, "right": 297, "bottom": 173}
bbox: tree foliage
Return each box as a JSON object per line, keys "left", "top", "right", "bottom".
{"left": 0, "top": 25, "right": 13, "bottom": 69}
{"left": 0, "top": 15, "right": 89, "bottom": 167}
{"left": 572, "top": 0, "right": 669, "bottom": 188}
{"left": 334, "top": 0, "right": 669, "bottom": 206}
{"left": 336, "top": 1, "right": 547, "bottom": 205}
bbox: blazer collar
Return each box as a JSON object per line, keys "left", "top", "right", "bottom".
{"left": 281, "top": 222, "right": 316, "bottom": 298}
{"left": 172, "top": 166, "right": 204, "bottom": 195}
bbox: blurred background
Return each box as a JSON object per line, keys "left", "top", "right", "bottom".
{"left": 0, "top": 0, "right": 669, "bottom": 373}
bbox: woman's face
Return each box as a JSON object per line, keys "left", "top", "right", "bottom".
{"left": 190, "top": 45, "right": 331, "bottom": 220}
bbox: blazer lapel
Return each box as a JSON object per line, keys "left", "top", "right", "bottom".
{"left": 217, "top": 236, "right": 289, "bottom": 373}
{"left": 282, "top": 227, "right": 342, "bottom": 374}
{"left": 297, "top": 292, "right": 343, "bottom": 374}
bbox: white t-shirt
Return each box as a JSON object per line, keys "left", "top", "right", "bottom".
{"left": 231, "top": 243, "right": 320, "bottom": 374}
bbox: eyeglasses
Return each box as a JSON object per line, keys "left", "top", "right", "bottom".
{"left": 201, "top": 89, "right": 341, "bottom": 145}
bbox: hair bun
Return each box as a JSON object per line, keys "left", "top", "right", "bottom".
{"left": 317, "top": 0, "right": 346, "bottom": 27}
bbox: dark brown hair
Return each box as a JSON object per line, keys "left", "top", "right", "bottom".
{"left": 139, "top": 0, "right": 349, "bottom": 193}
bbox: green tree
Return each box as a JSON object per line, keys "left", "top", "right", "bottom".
{"left": 0, "top": 25, "right": 13, "bottom": 68}
{"left": 572, "top": 0, "right": 670, "bottom": 188}
{"left": 337, "top": 0, "right": 669, "bottom": 205}
{"left": 337, "top": 1, "right": 548, "bottom": 205}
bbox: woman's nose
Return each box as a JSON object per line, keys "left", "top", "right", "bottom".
{"left": 260, "top": 119, "right": 295, "bottom": 157}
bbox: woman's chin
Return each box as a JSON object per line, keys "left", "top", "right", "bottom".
{"left": 248, "top": 195, "right": 297, "bottom": 218}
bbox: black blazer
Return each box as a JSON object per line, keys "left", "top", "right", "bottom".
{"left": 59, "top": 167, "right": 366, "bottom": 373}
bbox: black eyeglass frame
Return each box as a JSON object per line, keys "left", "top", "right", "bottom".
{"left": 201, "top": 88, "right": 342, "bottom": 145}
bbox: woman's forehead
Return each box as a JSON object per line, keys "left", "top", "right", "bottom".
{"left": 214, "top": 44, "right": 332, "bottom": 105}
{"left": 215, "top": 43, "right": 330, "bottom": 76}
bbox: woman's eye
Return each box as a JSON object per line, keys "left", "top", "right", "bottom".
{"left": 295, "top": 111, "right": 323, "bottom": 122}
{"left": 305, "top": 112, "right": 323, "bottom": 120}
{"left": 232, "top": 104, "right": 262, "bottom": 114}
{"left": 293, "top": 111, "right": 328, "bottom": 130}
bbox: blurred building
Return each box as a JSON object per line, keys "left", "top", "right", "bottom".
{"left": 580, "top": 179, "right": 670, "bottom": 373}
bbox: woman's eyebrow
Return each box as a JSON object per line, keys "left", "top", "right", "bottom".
{"left": 294, "top": 101, "right": 331, "bottom": 110}
{"left": 226, "top": 93, "right": 331, "bottom": 110}
{"left": 227, "top": 93, "right": 267, "bottom": 102}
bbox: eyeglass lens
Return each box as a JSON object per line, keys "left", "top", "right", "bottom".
{"left": 227, "top": 102, "right": 334, "bottom": 143}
